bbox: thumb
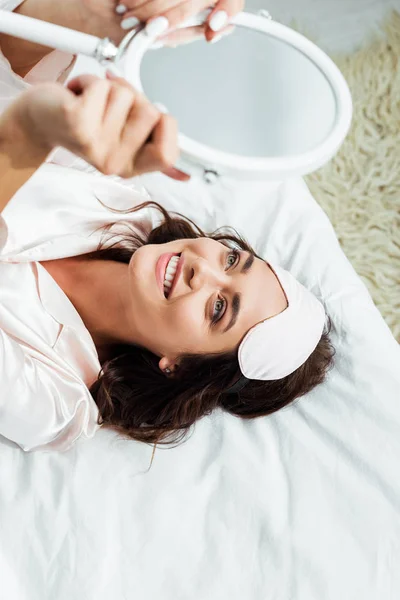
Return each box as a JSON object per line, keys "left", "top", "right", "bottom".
{"left": 66, "top": 74, "right": 103, "bottom": 96}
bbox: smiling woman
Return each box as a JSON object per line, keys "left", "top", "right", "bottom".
{"left": 86, "top": 201, "right": 336, "bottom": 448}
{"left": 119, "top": 231, "right": 289, "bottom": 362}
{"left": 0, "top": 0, "right": 334, "bottom": 455}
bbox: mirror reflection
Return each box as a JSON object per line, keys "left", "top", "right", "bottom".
{"left": 139, "top": 27, "right": 337, "bottom": 157}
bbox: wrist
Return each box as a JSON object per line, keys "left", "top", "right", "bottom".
{"left": 2, "top": 0, "right": 84, "bottom": 76}
{"left": 0, "top": 108, "right": 50, "bottom": 212}
{"left": 0, "top": 110, "right": 51, "bottom": 164}
{"left": 14, "top": 0, "right": 85, "bottom": 30}
{"left": 15, "top": 0, "right": 122, "bottom": 39}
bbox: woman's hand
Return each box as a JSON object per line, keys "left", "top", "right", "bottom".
{"left": 82, "top": 0, "right": 244, "bottom": 43}
{"left": 2, "top": 0, "right": 244, "bottom": 78}
{"left": 1, "top": 72, "right": 185, "bottom": 180}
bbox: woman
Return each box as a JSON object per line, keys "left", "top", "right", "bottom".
{"left": 0, "top": 0, "right": 335, "bottom": 454}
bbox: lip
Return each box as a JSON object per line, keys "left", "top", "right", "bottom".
{"left": 156, "top": 252, "right": 181, "bottom": 298}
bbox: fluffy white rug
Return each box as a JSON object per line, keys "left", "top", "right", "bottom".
{"left": 303, "top": 10, "right": 400, "bottom": 341}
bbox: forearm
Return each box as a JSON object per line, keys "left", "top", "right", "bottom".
{"left": 0, "top": 117, "right": 49, "bottom": 213}
{"left": 0, "top": 0, "right": 85, "bottom": 76}
{"left": 0, "top": 0, "right": 124, "bottom": 77}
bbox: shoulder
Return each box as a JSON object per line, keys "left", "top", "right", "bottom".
{"left": 0, "top": 335, "right": 100, "bottom": 452}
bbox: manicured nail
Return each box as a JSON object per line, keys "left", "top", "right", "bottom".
{"left": 209, "top": 10, "right": 228, "bottom": 32}
{"left": 106, "top": 64, "right": 123, "bottom": 78}
{"left": 145, "top": 16, "right": 169, "bottom": 37}
{"left": 210, "top": 27, "right": 235, "bottom": 43}
{"left": 151, "top": 41, "right": 164, "bottom": 49}
{"left": 153, "top": 102, "right": 168, "bottom": 114}
{"left": 121, "top": 16, "right": 140, "bottom": 30}
{"left": 210, "top": 34, "right": 223, "bottom": 44}
{"left": 115, "top": 4, "right": 127, "bottom": 15}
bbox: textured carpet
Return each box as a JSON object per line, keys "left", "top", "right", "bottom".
{"left": 301, "top": 10, "right": 400, "bottom": 342}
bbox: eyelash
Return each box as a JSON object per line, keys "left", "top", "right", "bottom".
{"left": 211, "top": 249, "right": 240, "bottom": 325}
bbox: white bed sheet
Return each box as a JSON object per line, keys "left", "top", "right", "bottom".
{"left": 1, "top": 168, "right": 399, "bottom": 600}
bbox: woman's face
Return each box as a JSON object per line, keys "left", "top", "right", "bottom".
{"left": 127, "top": 238, "right": 288, "bottom": 371}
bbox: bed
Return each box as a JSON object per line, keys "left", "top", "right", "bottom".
{"left": 1, "top": 155, "right": 399, "bottom": 599}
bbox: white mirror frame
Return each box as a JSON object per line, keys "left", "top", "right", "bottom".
{"left": 120, "top": 11, "right": 353, "bottom": 181}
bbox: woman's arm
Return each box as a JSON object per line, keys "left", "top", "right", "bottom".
{"left": 0, "top": 113, "right": 49, "bottom": 213}
{"left": 0, "top": 71, "right": 181, "bottom": 217}
{"left": 0, "top": 0, "right": 94, "bottom": 77}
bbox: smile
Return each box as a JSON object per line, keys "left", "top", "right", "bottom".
{"left": 156, "top": 252, "right": 182, "bottom": 299}
{"left": 163, "top": 255, "right": 179, "bottom": 297}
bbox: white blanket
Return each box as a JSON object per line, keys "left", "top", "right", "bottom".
{"left": 1, "top": 169, "right": 399, "bottom": 600}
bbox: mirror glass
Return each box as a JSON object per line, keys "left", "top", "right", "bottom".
{"left": 138, "top": 27, "right": 337, "bottom": 157}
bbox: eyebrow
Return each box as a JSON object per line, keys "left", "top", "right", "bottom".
{"left": 222, "top": 252, "right": 255, "bottom": 333}
{"left": 241, "top": 252, "right": 254, "bottom": 275}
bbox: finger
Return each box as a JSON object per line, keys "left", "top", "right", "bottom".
{"left": 206, "top": 0, "right": 243, "bottom": 40}
{"left": 129, "top": 0, "right": 206, "bottom": 31}
{"left": 102, "top": 83, "right": 137, "bottom": 139}
{"left": 67, "top": 75, "right": 111, "bottom": 125}
{"left": 120, "top": 0, "right": 180, "bottom": 27}
{"left": 108, "top": 96, "right": 162, "bottom": 175}
{"left": 116, "top": 0, "right": 149, "bottom": 12}
{"left": 120, "top": 94, "right": 161, "bottom": 152}
{"left": 158, "top": 25, "right": 205, "bottom": 47}
{"left": 163, "top": 166, "right": 191, "bottom": 181}
{"left": 67, "top": 74, "right": 102, "bottom": 95}
{"left": 205, "top": 24, "right": 235, "bottom": 44}
{"left": 105, "top": 69, "right": 136, "bottom": 90}
{"left": 154, "top": 0, "right": 207, "bottom": 31}
{"left": 95, "top": 101, "right": 162, "bottom": 177}
{"left": 34, "top": 81, "right": 78, "bottom": 108}
{"left": 131, "top": 114, "right": 179, "bottom": 177}
{"left": 103, "top": 70, "right": 143, "bottom": 137}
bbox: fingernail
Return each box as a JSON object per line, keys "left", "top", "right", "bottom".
{"left": 209, "top": 10, "right": 228, "bottom": 32}
{"left": 210, "top": 27, "right": 234, "bottom": 43}
{"left": 151, "top": 41, "right": 164, "bottom": 50}
{"left": 115, "top": 4, "right": 127, "bottom": 15}
{"left": 121, "top": 16, "right": 140, "bottom": 30}
{"left": 106, "top": 64, "right": 123, "bottom": 78}
{"left": 210, "top": 34, "right": 223, "bottom": 44}
{"left": 145, "top": 16, "right": 169, "bottom": 37}
{"left": 153, "top": 102, "right": 168, "bottom": 114}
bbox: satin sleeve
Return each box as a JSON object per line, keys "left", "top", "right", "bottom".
{"left": 0, "top": 1, "right": 26, "bottom": 11}
{"left": 0, "top": 0, "right": 75, "bottom": 116}
{"left": 0, "top": 325, "right": 99, "bottom": 452}
{"left": 0, "top": 214, "right": 8, "bottom": 252}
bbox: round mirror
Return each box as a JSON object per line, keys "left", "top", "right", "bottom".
{"left": 119, "top": 12, "right": 352, "bottom": 180}
{"left": 140, "top": 27, "right": 337, "bottom": 159}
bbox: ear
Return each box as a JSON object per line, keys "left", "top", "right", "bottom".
{"left": 158, "top": 356, "right": 179, "bottom": 373}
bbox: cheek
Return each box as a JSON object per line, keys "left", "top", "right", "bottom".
{"left": 129, "top": 247, "right": 158, "bottom": 302}
{"left": 161, "top": 300, "right": 205, "bottom": 352}
{"left": 166, "top": 301, "right": 200, "bottom": 332}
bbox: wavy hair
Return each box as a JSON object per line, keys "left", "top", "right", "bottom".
{"left": 88, "top": 201, "right": 335, "bottom": 459}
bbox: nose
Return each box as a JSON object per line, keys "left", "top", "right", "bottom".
{"left": 190, "top": 257, "right": 225, "bottom": 291}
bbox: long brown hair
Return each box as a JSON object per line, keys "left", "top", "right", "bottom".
{"left": 89, "top": 201, "right": 335, "bottom": 453}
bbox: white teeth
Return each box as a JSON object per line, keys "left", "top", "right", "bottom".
{"left": 163, "top": 255, "right": 179, "bottom": 296}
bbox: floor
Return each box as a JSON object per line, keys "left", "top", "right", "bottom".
{"left": 246, "top": 0, "right": 400, "bottom": 54}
